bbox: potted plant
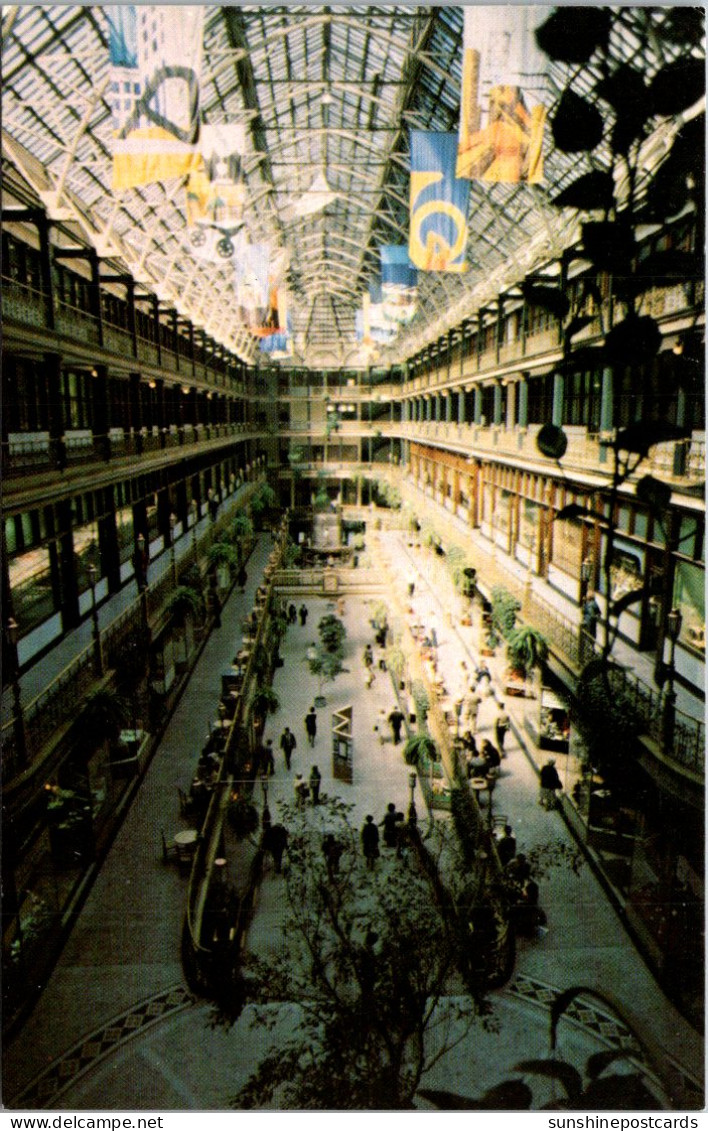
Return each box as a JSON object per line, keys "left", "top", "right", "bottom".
{"left": 166, "top": 584, "right": 204, "bottom": 667}
{"left": 318, "top": 613, "right": 346, "bottom": 654}
{"left": 228, "top": 793, "right": 259, "bottom": 839}
{"left": 403, "top": 733, "right": 438, "bottom": 767}
{"left": 371, "top": 602, "right": 389, "bottom": 647}
{"left": 491, "top": 586, "right": 521, "bottom": 640}
{"left": 207, "top": 541, "right": 239, "bottom": 589}
{"left": 307, "top": 643, "right": 343, "bottom": 705}
{"left": 505, "top": 625, "right": 549, "bottom": 695}
{"left": 251, "top": 684, "right": 280, "bottom": 730}
{"left": 410, "top": 679, "right": 430, "bottom": 726}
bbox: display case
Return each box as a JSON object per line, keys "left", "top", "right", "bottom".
{"left": 525, "top": 687, "right": 570, "bottom": 752}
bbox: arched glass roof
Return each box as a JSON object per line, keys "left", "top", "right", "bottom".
{"left": 1, "top": 5, "right": 700, "bottom": 367}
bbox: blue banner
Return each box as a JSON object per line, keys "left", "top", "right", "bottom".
{"left": 409, "top": 131, "right": 470, "bottom": 273}
{"left": 380, "top": 244, "right": 417, "bottom": 325}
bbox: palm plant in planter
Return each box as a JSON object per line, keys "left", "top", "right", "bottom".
{"left": 251, "top": 684, "right": 280, "bottom": 729}
{"left": 505, "top": 625, "right": 549, "bottom": 695}
{"left": 410, "top": 680, "right": 430, "bottom": 727}
{"left": 80, "top": 686, "right": 130, "bottom": 755}
{"left": 207, "top": 540, "right": 239, "bottom": 589}
{"left": 403, "top": 733, "right": 438, "bottom": 767}
{"left": 166, "top": 584, "right": 204, "bottom": 667}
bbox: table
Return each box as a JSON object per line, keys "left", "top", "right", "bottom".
{"left": 174, "top": 828, "right": 199, "bottom": 848}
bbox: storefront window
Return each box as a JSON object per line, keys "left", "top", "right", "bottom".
{"left": 552, "top": 518, "right": 583, "bottom": 577}
{"left": 609, "top": 545, "right": 644, "bottom": 602}
{"left": 673, "top": 561, "right": 705, "bottom": 653}
{"left": 518, "top": 499, "right": 539, "bottom": 551}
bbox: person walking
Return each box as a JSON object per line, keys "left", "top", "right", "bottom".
{"left": 299, "top": 603, "right": 309, "bottom": 626}
{"left": 294, "top": 774, "right": 309, "bottom": 808}
{"left": 363, "top": 643, "right": 374, "bottom": 670}
{"left": 309, "top": 764, "right": 322, "bottom": 804}
{"left": 264, "top": 824, "right": 288, "bottom": 873}
{"left": 237, "top": 564, "right": 248, "bottom": 591}
{"left": 262, "top": 738, "right": 275, "bottom": 776}
{"left": 407, "top": 570, "right": 416, "bottom": 598}
{"left": 288, "top": 602, "right": 297, "bottom": 625}
{"left": 381, "top": 803, "right": 403, "bottom": 852}
{"left": 495, "top": 702, "right": 511, "bottom": 755}
{"left": 497, "top": 824, "right": 517, "bottom": 867}
{"left": 388, "top": 707, "right": 404, "bottom": 745}
{"left": 466, "top": 691, "right": 482, "bottom": 730}
{"left": 480, "top": 738, "right": 501, "bottom": 774}
{"left": 280, "top": 726, "right": 296, "bottom": 770}
{"left": 361, "top": 815, "right": 380, "bottom": 869}
{"left": 322, "top": 834, "right": 343, "bottom": 881}
{"left": 305, "top": 706, "right": 317, "bottom": 747}
{"left": 539, "top": 758, "right": 562, "bottom": 809}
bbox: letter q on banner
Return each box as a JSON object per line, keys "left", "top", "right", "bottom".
{"left": 409, "top": 131, "right": 470, "bottom": 273}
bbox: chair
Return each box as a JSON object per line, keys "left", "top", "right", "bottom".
{"left": 161, "top": 829, "right": 178, "bottom": 863}
{"left": 178, "top": 786, "right": 195, "bottom": 817}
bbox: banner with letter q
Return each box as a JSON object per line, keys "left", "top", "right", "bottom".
{"left": 409, "top": 131, "right": 470, "bottom": 273}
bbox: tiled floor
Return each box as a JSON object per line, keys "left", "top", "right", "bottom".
{"left": 3, "top": 532, "right": 703, "bottom": 1111}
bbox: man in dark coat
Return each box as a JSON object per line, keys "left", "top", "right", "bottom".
{"left": 322, "top": 834, "right": 344, "bottom": 881}
{"left": 280, "top": 726, "right": 296, "bottom": 770}
{"left": 305, "top": 706, "right": 317, "bottom": 747}
{"left": 299, "top": 603, "right": 309, "bottom": 626}
{"left": 388, "top": 708, "right": 404, "bottom": 745}
{"left": 264, "top": 824, "right": 288, "bottom": 873}
{"left": 361, "top": 815, "right": 380, "bottom": 869}
{"left": 539, "top": 758, "right": 562, "bottom": 809}
{"left": 309, "top": 764, "right": 322, "bottom": 804}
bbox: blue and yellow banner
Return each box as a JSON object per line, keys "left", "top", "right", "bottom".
{"left": 409, "top": 132, "right": 470, "bottom": 273}
{"left": 107, "top": 5, "right": 203, "bottom": 191}
{"left": 379, "top": 245, "right": 417, "bottom": 325}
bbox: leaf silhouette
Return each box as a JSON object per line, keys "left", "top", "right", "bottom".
{"left": 552, "top": 91, "right": 604, "bottom": 153}
{"left": 596, "top": 64, "right": 647, "bottom": 111}
{"left": 585, "top": 1048, "right": 636, "bottom": 1081}
{"left": 522, "top": 282, "right": 570, "bottom": 320}
{"left": 417, "top": 1089, "right": 481, "bottom": 1110}
{"left": 479, "top": 1080, "right": 533, "bottom": 1109}
{"left": 615, "top": 421, "right": 691, "bottom": 456}
{"left": 535, "top": 8, "right": 611, "bottom": 63}
{"left": 555, "top": 503, "right": 606, "bottom": 523}
{"left": 553, "top": 171, "right": 615, "bottom": 211}
{"left": 635, "top": 474, "right": 672, "bottom": 513}
{"left": 583, "top": 1074, "right": 662, "bottom": 1110}
{"left": 514, "top": 1059, "right": 583, "bottom": 1099}
{"left": 650, "top": 58, "right": 706, "bottom": 117}
{"left": 655, "top": 7, "right": 705, "bottom": 46}
{"left": 537, "top": 423, "right": 568, "bottom": 460}
{"left": 610, "top": 587, "right": 646, "bottom": 618}
{"left": 605, "top": 315, "right": 661, "bottom": 367}
{"left": 582, "top": 221, "right": 635, "bottom": 275}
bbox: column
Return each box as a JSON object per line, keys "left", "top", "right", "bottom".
{"left": 473, "top": 385, "right": 482, "bottom": 426}
{"left": 93, "top": 364, "right": 111, "bottom": 461}
{"left": 552, "top": 372, "right": 564, "bottom": 427}
{"left": 36, "top": 211, "right": 55, "bottom": 330}
{"left": 673, "top": 386, "right": 687, "bottom": 476}
{"left": 599, "top": 366, "right": 612, "bottom": 465}
{"left": 98, "top": 485, "right": 121, "bottom": 593}
{"left": 57, "top": 498, "right": 80, "bottom": 630}
{"left": 89, "top": 249, "right": 103, "bottom": 349}
{"left": 458, "top": 387, "right": 466, "bottom": 425}
{"left": 506, "top": 381, "right": 516, "bottom": 430}
{"left": 152, "top": 295, "right": 162, "bottom": 365}
{"left": 45, "top": 352, "right": 66, "bottom": 470}
{"left": 518, "top": 375, "right": 529, "bottom": 429}
{"left": 445, "top": 391, "right": 452, "bottom": 423}
{"left": 493, "top": 382, "right": 503, "bottom": 427}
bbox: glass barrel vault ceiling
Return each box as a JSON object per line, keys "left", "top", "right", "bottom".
{"left": 0, "top": 5, "right": 694, "bottom": 368}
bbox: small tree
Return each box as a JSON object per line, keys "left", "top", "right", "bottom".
{"left": 318, "top": 613, "right": 346, "bottom": 654}
{"left": 403, "top": 733, "right": 438, "bottom": 767}
{"left": 506, "top": 625, "right": 549, "bottom": 680}
{"left": 229, "top": 800, "right": 480, "bottom": 1109}
{"left": 166, "top": 584, "right": 204, "bottom": 626}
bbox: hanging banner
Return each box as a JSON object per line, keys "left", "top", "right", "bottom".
{"left": 456, "top": 6, "right": 546, "bottom": 184}
{"left": 235, "top": 242, "right": 270, "bottom": 333}
{"left": 379, "top": 245, "right": 418, "bottom": 326}
{"left": 107, "top": 6, "right": 204, "bottom": 191}
{"left": 259, "top": 312, "right": 293, "bottom": 357}
{"left": 409, "top": 131, "right": 470, "bottom": 273}
{"left": 185, "top": 122, "right": 246, "bottom": 229}
{"left": 291, "top": 171, "right": 339, "bottom": 219}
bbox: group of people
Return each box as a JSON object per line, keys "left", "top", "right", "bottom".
{"left": 294, "top": 765, "right": 322, "bottom": 806}
{"left": 496, "top": 833, "right": 547, "bottom": 938}
{"left": 287, "top": 602, "right": 309, "bottom": 627}
{"left": 361, "top": 802, "right": 406, "bottom": 867}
